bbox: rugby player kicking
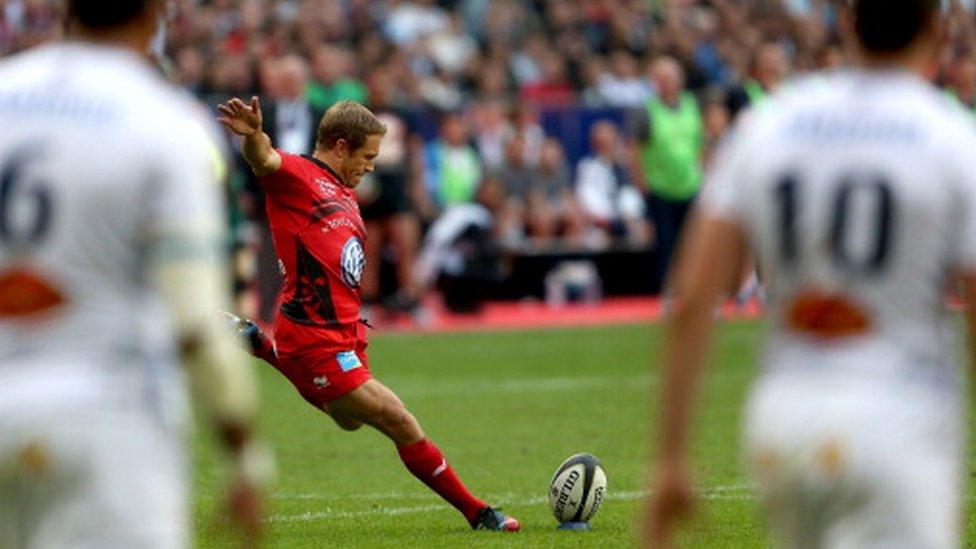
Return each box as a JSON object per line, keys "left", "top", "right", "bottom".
{"left": 645, "top": 0, "right": 976, "bottom": 547}
{"left": 217, "top": 97, "right": 519, "bottom": 532}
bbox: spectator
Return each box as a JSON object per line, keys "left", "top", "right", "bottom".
{"left": 577, "top": 121, "right": 650, "bottom": 249}
{"left": 629, "top": 56, "right": 703, "bottom": 284}
{"left": 512, "top": 103, "right": 546, "bottom": 168}
{"left": 359, "top": 67, "right": 425, "bottom": 314}
{"left": 202, "top": 54, "right": 254, "bottom": 106}
{"left": 385, "top": 0, "right": 449, "bottom": 46}
{"left": 175, "top": 46, "right": 206, "bottom": 95}
{"left": 263, "top": 55, "right": 321, "bottom": 155}
{"left": 307, "top": 45, "right": 368, "bottom": 112}
{"left": 473, "top": 61, "right": 513, "bottom": 102}
{"left": 726, "top": 41, "right": 791, "bottom": 118}
{"left": 426, "top": 12, "right": 478, "bottom": 76}
{"left": 528, "top": 138, "right": 584, "bottom": 245}
{"left": 422, "top": 112, "right": 482, "bottom": 216}
{"left": 947, "top": 55, "right": 976, "bottom": 118}
{"left": 496, "top": 133, "right": 535, "bottom": 201}
{"left": 702, "top": 94, "right": 731, "bottom": 167}
{"left": 415, "top": 176, "right": 515, "bottom": 313}
{"left": 579, "top": 54, "right": 610, "bottom": 106}
{"left": 471, "top": 99, "right": 512, "bottom": 172}
{"left": 520, "top": 49, "right": 577, "bottom": 107}
{"left": 596, "top": 49, "right": 654, "bottom": 108}
{"left": 418, "top": 67, "right": 465, "bottom": 111}
{"left": 511, "top": 32, "right": 549, "bottom": 88}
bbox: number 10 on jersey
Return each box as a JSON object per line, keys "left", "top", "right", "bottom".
{"left": 775, "top": 173, "right": 894, "bottom": 275}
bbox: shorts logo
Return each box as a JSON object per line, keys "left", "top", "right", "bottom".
{"left": 340, "top": 237, "right": 365, "bottom": 288}
{"left": 313, "top": 376, "right": 329, "bottom": 388}
{"left": 336, "top": 351, "right": 362, "bottom": 372}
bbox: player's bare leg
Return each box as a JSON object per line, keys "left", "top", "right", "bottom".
{"left": 323, "top": 379, "right": 423, "bottom": 445}
{"left": 221, "top": 313, "right": 518, "bottom": 531}
{"left": 326, "top": 380, "right": 520, "bottom": 531}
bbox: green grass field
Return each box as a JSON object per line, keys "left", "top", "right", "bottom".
{"left": 191, "top": 321, "right": 975, "bottom": 548}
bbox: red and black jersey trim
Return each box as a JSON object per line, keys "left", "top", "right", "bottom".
{"left": 277, "top": 199, "right": 357, "bottom": 228}
{"left": 311, "top": 199, "right": 366, "bottom": 233}
{"left": 311, "top": 200, "right": 348, "bottom": 223}
{"left": 280, "top": 237, "right": 341, "bottom": 327}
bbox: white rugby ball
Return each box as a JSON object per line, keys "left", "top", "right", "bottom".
{"left": 548, "top": 453, "right": 607, "bottom": 524}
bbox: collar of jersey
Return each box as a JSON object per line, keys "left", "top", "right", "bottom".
{"left": 301, "top": 154, "right": 349, "bottom": 188}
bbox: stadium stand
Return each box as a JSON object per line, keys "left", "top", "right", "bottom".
{"left": 4, "top": 0, "right": 974, "bottom": 319}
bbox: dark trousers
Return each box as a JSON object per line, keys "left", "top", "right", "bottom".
{"left": 647, "top": 193, "right": 696, "bottom": 291}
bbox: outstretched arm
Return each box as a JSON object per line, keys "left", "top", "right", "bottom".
{"left": 217, "top": 96, "right": 282, "bottom": 177}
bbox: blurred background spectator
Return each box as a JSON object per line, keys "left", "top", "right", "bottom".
{"left": 577, "top": 121, "right": 650, "bottom": 249}
{"left": 629, "top": 55, "right": 703, "bottom": 285}
{"left": 5, "top": 0, "right": 974, "bottom": 318}
{"left": 359, "top": 65, "right": 425, "bottom": 315}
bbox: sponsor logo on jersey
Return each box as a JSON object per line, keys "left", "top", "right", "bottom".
{"left": 313, "top": 376, "right": 329, "bottom": 388}
{"left": 315, "top": 178, "right": 338, "bottom": 197}
{"left": 320, "top": 217, "right": 356, "bottom": 234}
{"left": 340, "top": 236, "right": 365, "bottom": 288}
{"left": 336, "top": 351, "right": 362, "bottom": 372}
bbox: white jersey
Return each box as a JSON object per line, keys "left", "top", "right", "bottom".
{"left": 703, "top": 69, "right": 976, "bottom": 392}
{"left": 0, "top": 43, "right": 225, "bottom": 420}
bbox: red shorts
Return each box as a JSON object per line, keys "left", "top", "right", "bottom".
{"left": 273, "top": 342, "right": 373, "bottom": 407}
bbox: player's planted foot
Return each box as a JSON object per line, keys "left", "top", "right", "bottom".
{"left": 472, "top": 507, "right": 520, "bottom": 532}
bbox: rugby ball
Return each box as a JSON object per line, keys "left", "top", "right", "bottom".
{"left": 548, "top": 453, "right": 607, "bottom": 524}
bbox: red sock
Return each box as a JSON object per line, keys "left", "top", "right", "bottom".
{"left": 398, "top": 438, "right": 486, "bottom": 525}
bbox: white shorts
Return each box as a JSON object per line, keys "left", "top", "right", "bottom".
{"left": 0, "top": 408, "right": 188, "bottom": 549}
{"left": 743, "top": 372, "right": 964, "bottom": 549}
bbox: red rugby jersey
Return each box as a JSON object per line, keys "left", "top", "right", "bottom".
{"left": 258, "top": 151, "right": 366, "bottom": 355}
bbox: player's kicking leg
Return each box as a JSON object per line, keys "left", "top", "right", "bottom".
{"left": 324, "top": 379, "right": 520, "bottom": 531}
{"left": 221, "top": 311, "right": 279, "bottom": 366}
{"left": 220, "top": 312, "right": 519, "bottom": 531}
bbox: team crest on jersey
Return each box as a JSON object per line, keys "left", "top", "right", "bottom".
{"left": 340, "top": 237, "right": 365, "bottom": 288}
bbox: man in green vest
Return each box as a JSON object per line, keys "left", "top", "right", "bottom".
{"left": 629, "top": 56, "right": 704, "bottom": 288}
{"left": 946, "top": 55, "right": 976, "bottom": 121}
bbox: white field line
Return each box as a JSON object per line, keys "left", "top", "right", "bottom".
{"left": 268, "top": 485, "right": 758, "bottom": 523}
{"left": 399, "top": 373, "right": 654, "bottom": 398}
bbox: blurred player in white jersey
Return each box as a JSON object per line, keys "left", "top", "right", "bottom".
{"left": 646, "top": 0, "right": 976, "bottom": 547}
{"left": 0, "top": 1, "right": 269, "bottom": 547}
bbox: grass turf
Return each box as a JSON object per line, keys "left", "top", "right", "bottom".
{"left": 191, "top": 320, "right": 972, "bottom": 547}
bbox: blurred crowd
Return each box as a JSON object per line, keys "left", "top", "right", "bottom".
{"left": 3, "top": 0, "right": 976, "bottom": 317}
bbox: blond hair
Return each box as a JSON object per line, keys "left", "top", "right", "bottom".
{"left": 316, "top": 101, "right": 387, "bottom": 152}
